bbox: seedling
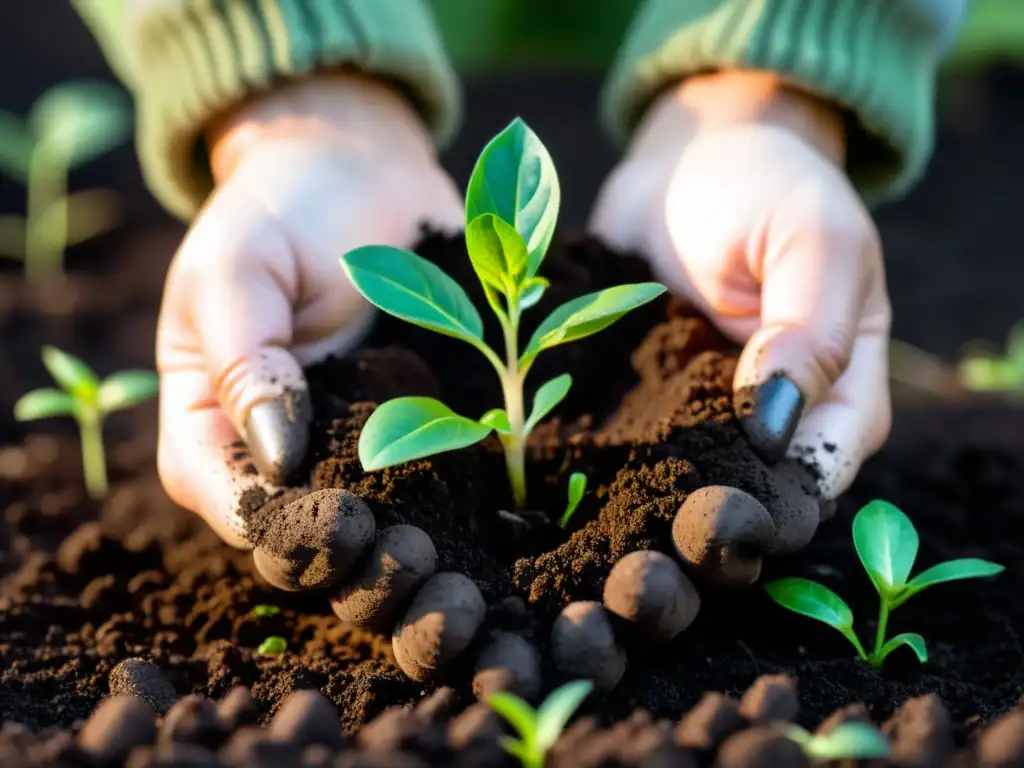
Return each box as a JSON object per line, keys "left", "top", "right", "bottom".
{"left": 489, "top": 679, "right": 593, "bottom": 768}
{"left": 559, "top": 472, "right": 587, "bottom": 529}
{"left": 785, "top": 722, "right": 889, "bottom": 763}
{"left": 957, "top": 322, "right": 1024, "bottom": 392}
{"left": 257, "top": 636, "right": 287, "bottom": 655}
{"left": 251, "top": 604, "right": 281, "bottom": 618}
{"left": 13, "top": 346, "right": 158, "bottom": 499}
{"left": 341, "top": 119, "right": 665, "bottom": 507}
{"left": 0, "top": 81, "right": 130, "bottom": 281}
{"left": 765, "top": 500, "right": 1003, "bottom": 668}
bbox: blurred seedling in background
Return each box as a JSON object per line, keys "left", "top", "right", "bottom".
{"left": 956, "top": 322, "right": 1024, "bottom": 392}
{"left": 785, "top": 722, "right": 889, "bottom": 763}
{"left": 489, "top": 679, "right": 593, "bottom": 768}
{"left": 559, "top": 472, "right": 587, "bottom": 529}
{"left": 0, "top": 81, "right": 131, "bottom": 282}
{"left": 14, "top": 346, "right": 157, "bottom": 499}
{"left": 765, "top": 500, "right": 1003, "bottom": 668}
{"left": 258, "top": 636, "right": 287, "bottom": 656}
{"left": 251, "top": 604, "right": 282, "bottom": 618}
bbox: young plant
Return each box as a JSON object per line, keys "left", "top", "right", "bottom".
{"left": 340, "top": 118, "right": 665, "bottom": 507}
{"left": 489, "top": 679, "right": 593, "bottom": 768}
{"left": 765, "top": 500, "right": 1003, "bottom": 668}
{"left": 957, "top": 322, "right": 1024, "bottom": 393}
{"left": 0, "top": 81, "right": 130, "bottom": 281}
{"left": 13, "top": 346, "right": 158, "bottom": 499}
{"left": 251, "top": 604, "right": 281, "bottom": 618}
{"left": 257, "top": 636, "right": 287, "bottom": 655}
{"left": 785, "top": 722, "right": 889, "bottom": 764}
{"left": 559, "top": 472, "right": 587, "bottom": 529}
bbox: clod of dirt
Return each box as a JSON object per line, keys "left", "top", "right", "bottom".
{"left": 266, "top": 690, "right": 343, "bottom": 749}
{"left": 330, "top": 525, "right": 437, "bottom": 631}
{"left": 472, "top": 631, "right": 542, "bottom": 702}
{"left": 391, "top": 572, "right": 486, "bottom": 682}
{"left": 247, "top": 488, "right": 376, "bottom": 591}
{"left": 766, "top": 460, "right": 822, "bottom": 554}
{"left": 672, "top": 486, "right": 776, "bottom": 587}
{"left": 976, "top": 708, "right": 1024, "bottom": 766}
{"left": 814, "top": 702, "right": 871, "bottom": 735}
{"left": 220, "top": 726, "right": 300, "bottom": 765}
{"left": 883, "top": 694, "right": 954, "bottom": 767}
{"left": 551, "top": 601, "right": 626, "bottom": 691}
{"left": 127, "top": 742, "right": 219, "bottom": 767}
{"left": 602, "top": 550, "right": 701, "bottom": 643}
{"left": 338, "top": 752, "right": 430, "bottom": 768}
{"left": 715, "top": 724, "right": 810, "bottom": 768}
{"left": 447, "top": 703, "right": 502, "bottom": 750}
{"left": 77, "top": 695, "right": 156, "bottom": 763}
{"left": 158, "top": 694, "right": 221, "bottom": 747}
{"left": 675, "top": 692, "right": 744, "bottom": 752}
{"left": 216, "top": 687, "right": 259, "bottom": 731}
{"left": 413, "top": 687, "right": 458, "bottom": 724}
{"left": 738, "top": 675, "right": 799, "bottom": 724}
{"left": 109, "top": 658, "right": 178, "bottom": 715}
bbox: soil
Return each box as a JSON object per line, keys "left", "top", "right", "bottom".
{"left": 1, "top": 65, "right": 1024, "bottom": 767}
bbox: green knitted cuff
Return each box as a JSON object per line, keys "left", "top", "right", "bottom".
{"left": 602, "top": 0, "right": 945, "bottom": 204}
{"left": 132, "top": 0, "right": 460, "bottom": 220}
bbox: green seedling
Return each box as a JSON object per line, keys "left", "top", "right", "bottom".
{"left": 559, "top": 472, "right": 587, "bottom": 529}
{"left": 957, "top": 322, "right": 1024, "bottom": 392}
{"left": 765, "top": 500, "right": 1003, "bottom": 668}
{"left": 785, "top": 722, "right": 889, "bottom": 763}
{"left": 13, "top": 346, "right": 158, "bottom": 500}
{"left": 257, "top": 636, "right": 287, "bottom": 655}
{"left": 489, "top": 679, "right": 593, "bottom": 768}
{"left": 341, "top": 119, "right": 665, "bottom": 507}
{"left": 0, "top": 81, "right": 130, "bottom": 281}
{"left": 251, "top": 604, "right": 281, "bottom": 618}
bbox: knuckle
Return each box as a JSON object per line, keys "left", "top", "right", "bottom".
{"left": 806, "top": 327, "right": 854, "bottom": 384}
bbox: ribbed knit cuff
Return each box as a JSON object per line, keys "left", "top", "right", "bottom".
{"left": 602, "top": 0, "right": 947, "bottom": 204}
{"left": 131, "top": 0, "right": 460, "bottom": 220}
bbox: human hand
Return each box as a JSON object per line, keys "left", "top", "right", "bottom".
{"left": 591, "top": 70, "right": 891, "bottom": 502}
{"left": 156, "top": 73, "right": 462, "bottom": 557}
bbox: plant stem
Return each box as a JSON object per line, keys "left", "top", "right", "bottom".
{"left": 869, "top": 598, "right": 891, "bottom": 667}
{"left": 24, "top": 150, "right": 67, "bottom": 283}
{"left": 78, "top": 411, "right": 108, "bottom": 500}
{"left": 501, "top": 304, "right": 528, "bottom": 508}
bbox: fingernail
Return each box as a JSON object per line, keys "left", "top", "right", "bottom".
{"left": 737, "top": 375, "right": 804, "bottom": 465}
{"left": 244, "top": 390, "right": 311, "bottom": 485}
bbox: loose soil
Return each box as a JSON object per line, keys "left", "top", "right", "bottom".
{"left": 1, "top": 66, "right": 1023, "bottom": 766}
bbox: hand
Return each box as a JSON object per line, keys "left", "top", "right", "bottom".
{"left": 156, "top": 73, "right": 462, "bottom": 550}
{"left": 591, "top": 70, "right": 891, "bottom": 500}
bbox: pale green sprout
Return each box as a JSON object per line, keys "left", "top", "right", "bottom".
{"left": 785, "top": 722, "right": 889, "bottom": 763}
{"left": 13, "top": 346, "right": 158, "bottom": 499}
{"left": 257, "top": 636, "right": 287, "bottom": 655}
{"left": 251, "top": 604, "right": 281, "bottom": 618}
{"left": 0, "top": 81, "right": 131, "bottom": 281}
{"left": 765, "top": 500, "right": 1003, "bottom": 668}
{"left": 341, "top": 119, "right": 665, "bottom": 507}
{"left": 957, "top": 322, "right": 1024, "bottom": 392}
{"left": 559, "top": 472, "right": 587, "bottom": 529}
{"left": 489, "top": 680, "right": 593, "bottom": 768}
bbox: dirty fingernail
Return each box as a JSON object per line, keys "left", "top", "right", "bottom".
{"left": 244, "top": 391, "right": 311, "bottom": 485}
{"left": 736, "top": 375, "right": 804, "bottom": 465}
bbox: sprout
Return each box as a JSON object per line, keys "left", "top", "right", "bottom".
{"left": 257, "top": 636, "right": 287, "bottom": 656}
{"left": 13, "top": 346, "right": 157, "bottom": 499}
{"left": 341, "top": 118, "right": 665, "bottom": 507}
{"left": 957, "top": 322, "right": 1024, "bottom": 393}
{"left": 489, "top": 680, "right": 593, "bottom": 768}
{"left": 785, "top": 722, "right": 889, "bottom": 763}
{"left": 0, "top": 81, "right": 130, "bottom": 281}
{"left": 251, "top": 604, "right": 281, "bottom": 618}
{"left": 559, "top": 472, "right": 587, "bottom": 529}
{"left": 765, "top": 500, "right": 1003, "bottom": 668}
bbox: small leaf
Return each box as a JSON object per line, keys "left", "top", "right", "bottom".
{"left": 498, "top": 736, "right": 533, "bottom": 763}
{"left": 897, "top": 558, "right": 1004, "bottom": 605}
{"left": 257, "top": 636, "right": 287, "bottom": 655}
{"left": 480, "top": 408, "right": 511, "bottom": 435}
{"left": 519, "top": 277, "right": 549, "bottom": 310}
{"left": 524, "top": 374, "right": 572, "bottom": 435}
{"left": 358, "top": 397, "right": 493, "bottom": 471}
{"left": 465, "top": 213, "right": 528, "bottom": 296}
{"left": 764, "top": 579, "right": 855, "bottom": 631}
{"left": 853, "top": 500, "right": 919, "bottom": 595}
{"left": 489, "top": 691, "right": 537, "bottom": 743}
{"left": 41, "top": 346, "right": 99, "bottom": 400}
{"left": 98, "top": 370, "right": 158, "bottom": 413}
{"left": 0, "top": 111, "right": 33, "bottom": 181}
{"left": 521, "top": 283, "right": 666, "bottom": 368}
{"left": 800, "top": 722, "right": 890, "bottom": 761}
{"left": 341, "top": 246, "right": 484, "bottom": 346}
{"left": 535, "top": 679, "right": 593, "bottom": 750}
{"left": 14, "top": 388, "right": 76, "bottom": 421}
{"left": 30, "top": 81, "right": 131, "bottom": 168}
{"left": 251, "top": 604, "right": 281, "bottom": 618}
{"left": 876, "top": 633, "right": 928, "bottom": 665}
{"left": 465, "top": 117, "right": 561, "bottom": 276}
{"left": 560, "top": 472, "right": 588, "bottom": 529}
{"left": 0, "top": 215, "right": 26, "bottom": 259}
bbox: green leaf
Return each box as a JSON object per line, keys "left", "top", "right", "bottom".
{"left": 0, "top": 110, "right": 33, "bottom": 181}
{"left": 524, "top": 374, "right": 572, "bottom": 435}
{"left": 764, "top": 578, "right": 866, "bottom": 658}
{"left": 358, "top": 397, "right": 493, "bottom": 471}
{"left": 876, "top": 633, "right": 928, "bottom": 665}
{"left": 489, "top": 691, "right": 537, "bottom": 743}
{"left": 853, "top": 500, "right": 919, "bottom": 595}
{"left": 799, "top": 722, "right": 890, "bottom": 761}
{"left": 465, "top": 117, "right": 561, "bottom": 277}
{"left": 521, "top": 283, "right": 666, "bottom": 368}
{"left": 14, "top": 388, "right": 76, "bottom": 421}
{"left": 519, "top": 277, "right": 549, "bottom": 311}
{"left": 257, "top": 636, "right": 287, "bottom": 655}
{"left": 341, "top": 246, "right": 485, "bottom": 347}
{"left": 41, "top": 346, "right": 99, "bottom": 400}
{"left": 896, "top": 558, "right": 1004, "bottom": 605}
{"left": 498, "top": 736, "right": 533, "bottom": 764}
{"left": 480, "top": 408, "right": 511, "bottom": 435}
{"left": 0, "top": 215, "right": 26, "bottom": 259}
{"left": 465, "top": 213, "right": 528, "bottom": 296}
{"left": 29, "top": 81, "right": 131, "bottom": 168}
{"left": 251, "top": 604, "right": 281, "bottom": 618}
{"left": 99, "top": 370, "right": 158, "bottom": 413}
{"left": 560, "top": 472, "right": 587, "bottom": 529}
{"left": 536, "top": 680, "right": 593, "bottom": 750}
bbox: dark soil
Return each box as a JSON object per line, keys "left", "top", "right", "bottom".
{"left": 1, "top": 65, "right": 1023, "bottom": 767}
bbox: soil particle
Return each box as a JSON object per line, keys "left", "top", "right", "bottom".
{"left": 157, "top": 695, "right": 221, "bottom": 747}
{"left": 219, "top": 725, "right": 300, "bottom": 766}
{"left": 266, "top": 689, "right": 343, "bottom": 749}
{"left": 715, "top": 724, "right": 810, "bottom": 768}
{"left": 975, "top": 709, "right": 1024, "bottom": 767}
{"left": 446, "top": 703, "right": 501, "bottom": 750}
{"left": 215, "top": 687, "right": 260, "bottom": 732}
{"left": 127, "top": 742, "right": 220, "bottom": 768}
{"left": 602, "top": 549, "right": 701, "bottom": 643}
{"left": 883, "top": 694, "right": 955, "bottom": 768}
{"left": 550, "top": 601, "right": 626, "bottom": 691}
{"left": 109, "top": 659, "right": 178, "bottom": 715}
{"left": 77, "top": 695, "right": 157, "bottom": 763}
{"left": 471, "top": 631, "right": 542, "bottom": 702}
{"left": 330, "top": 525, "right": 437, "bottom": 632}
{"left": 675, "top": 692, "right": 745, "bottom": 752}
{"left": 245, "top": 488, "right": 376, "bottom": 591}
{"left": 814, "top": 701, "right": 872, "bottom": 734}
{"left": 738, "top": 674, "right": 799, "bottom": 725}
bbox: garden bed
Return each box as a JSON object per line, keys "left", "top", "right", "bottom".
{"left": 1, "top": 67, "right": 1023, "bottom": 767}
